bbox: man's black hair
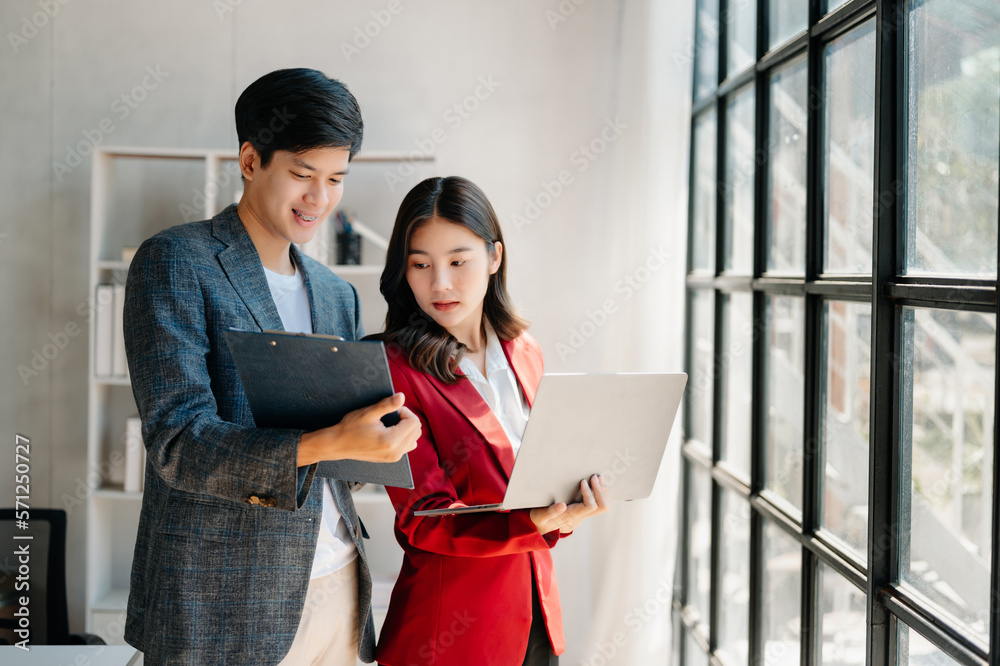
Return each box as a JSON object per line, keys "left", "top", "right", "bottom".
{"left": 235, "top": 68, "right": 363, "bottom": 168}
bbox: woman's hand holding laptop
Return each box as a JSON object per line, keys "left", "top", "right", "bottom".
{"left": 530, "top": 474, "right": 610, "bottom": 535}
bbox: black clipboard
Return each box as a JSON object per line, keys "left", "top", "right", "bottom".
{"left": 223, "top": 329, "right": 414, "bottom": 488}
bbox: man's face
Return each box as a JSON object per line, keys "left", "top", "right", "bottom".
{"left": 241, "top": 145, "right": 351, "bottom": 246}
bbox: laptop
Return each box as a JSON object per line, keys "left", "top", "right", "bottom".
{"left": 413, "top": 372, "right": 687, "bottom": 516}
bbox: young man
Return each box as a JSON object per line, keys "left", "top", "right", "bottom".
{"left": 122, "top": 68, "right": 420, "bottom": 665}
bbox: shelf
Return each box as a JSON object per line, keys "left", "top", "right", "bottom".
{"left": 330, "top": 264, "right": 383, "bottom": 276}
{"left": 99, "top": 261, "right": 381, "bottom": 278}
{"left": 348, "top": 151, "right": 435, "bottom": 163}
{"left": 94, "top": 376, "right": 132, "bottom": 386}
{"left": 97, "top": 260, "right": 132, "bottom": 271}
{"left": 99, "top": 146, "right": 434, "bottom": 164}
{"left": 98, "top": 146, "right": 233, "bottom": 160}
{"left": 98, "top": 261, "right": 380, "bottom": 276}
{"left": 94, "top": 487, "right": 143, "bottom": 500}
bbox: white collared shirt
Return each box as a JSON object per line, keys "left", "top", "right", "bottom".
{"left": 263, "top": 264, "right": 357, "bottom": 579}
{"left": 457, "top": 323, "right": 530, "bottom": 456}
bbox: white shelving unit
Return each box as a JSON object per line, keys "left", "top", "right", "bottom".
{"left": 86, "top": 145, "right": 431, "bottom": 645}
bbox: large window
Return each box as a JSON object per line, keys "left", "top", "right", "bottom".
{"left": 677, "top": 0, "right": 1000, "bottom": 665}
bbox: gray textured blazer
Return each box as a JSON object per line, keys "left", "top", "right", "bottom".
{"left": 122, "top": 203, "right": 376, "bottom": 664}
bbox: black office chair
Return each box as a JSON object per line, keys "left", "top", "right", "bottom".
{"left": 0, "top": 508, "right": 104, "bottom": 645}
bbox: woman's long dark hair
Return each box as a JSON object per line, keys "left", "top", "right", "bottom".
{"left": 369, "top": 176, "right": 528, "bottom": 384}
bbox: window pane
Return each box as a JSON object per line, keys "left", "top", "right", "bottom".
{"left": 823, "top": 21, "right": 876, "bottom": 274}
{"left": 769, "top": 0, "right": 808, "bottom": 49}
{"left": 818, "top": 563, "right": 866, "bottom": 666}
{"left": 686, "top": 462, "right": 713, "bottom": 629}
{"left": 767, "top": 57, "right": 809, "bottom": 274}
{"left": 692, "top": 111, "right": 718, "bottom": 273}
{"left": 726, "top": 0, "right": 756, "bottom": 75}
{"left": 688, "top": 290, "right": 715, "bottom": 449}
{"left": 694, "top": 0, "right": 720, "bottom": 99}
{"left": 896, "top": 621, "right": 962, "bottom": 666}
{"left": 903, "top": 0, "right": 1000, "bottom": 276}
{"left": 685, "top": 629, "right": 711, "bottom": 666}
{"left": 720, "top": 292, "right": 754, "bottom": 478}
{"left": 900, "top": 307, "right": 995, "bottom": 640}
{"left": 717, "top": 489, "right": 751, "bottom": 665}
{"left": 761, "top": 520, "right": 802, "bottom": 666}
{"left": 820, "top": 301, "right": 871, "bottom": 558}
{"left": 764, "top": 296, "right": 805, "bottom": 512}
{"left": 673, "top": 611, "right": 684, "bottom": 665}
{"left": 826, "top": 0, "right": 849, "bottom": 13}
{"left": 724, "top": 86, "right": 756, "bottom": 274}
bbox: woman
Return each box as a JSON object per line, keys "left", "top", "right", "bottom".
{"left": 370, "top": 176, "right": 609, "bottom": 666}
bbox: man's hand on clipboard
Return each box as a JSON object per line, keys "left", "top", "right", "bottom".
{"left": 296, "top": 392, "right": 421, "bottom": 467}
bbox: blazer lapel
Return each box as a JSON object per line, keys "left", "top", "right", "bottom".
{"left": 501, "top": 336, "right": 542, "bottom": 409}
{"left": 212, "top": 204, "right": 284, "bottom": 332}
{"left": 425, "top": 368, "right": 516, "bottom": 480}
{"left": 423, "top": 337, "right": 541, "bottom": 480}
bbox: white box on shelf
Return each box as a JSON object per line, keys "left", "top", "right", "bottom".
{"left": 94, "top": 285, "right": 114, "bottom": 378}
{"left": 112, "top": 284, "right": 128, "bottom": 378}
{"left": 124, "top": 416, "right": 144, "bottom": 493}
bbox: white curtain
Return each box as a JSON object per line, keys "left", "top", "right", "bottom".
{"left": 554, "top": 0, "right": 694, "bottom": 662}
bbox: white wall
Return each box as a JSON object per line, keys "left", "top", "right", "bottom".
{"left": 0, "top": 0, "right": 692, "bottom": 659}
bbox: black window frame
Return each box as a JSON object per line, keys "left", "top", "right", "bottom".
{"left": 676, "top": 0, "right": 1000, "bottom": 664}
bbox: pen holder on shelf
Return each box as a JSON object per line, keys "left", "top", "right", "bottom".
{"left": 335, "top": 210, "right": 362, "bottom": 265}
{"left": 337, "top": 231, "right": 362, "bottom": 265}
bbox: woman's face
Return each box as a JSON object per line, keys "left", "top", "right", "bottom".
{"left": 405, "top": 216, "right": 502, "bottom": 340}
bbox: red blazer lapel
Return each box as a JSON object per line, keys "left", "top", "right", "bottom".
{"left": 424, "top": 369, "right": 516, "bottom": 479}
{"left": 421, "top": 336, "right": 542, "bottom": 481}
{"left": 501, "top": 336, "right": 543, "bottom": 409}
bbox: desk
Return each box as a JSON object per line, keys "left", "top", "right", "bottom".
{"left": 0, "top": 646, "right": 140, "bottom": 665}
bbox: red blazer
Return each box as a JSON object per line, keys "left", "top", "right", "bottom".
{"left": 375, "top": 332, "right": 567, "bottom": 666}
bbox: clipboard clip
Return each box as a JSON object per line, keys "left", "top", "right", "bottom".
{"left": 260, "top": 329, "right": 346, "bottom": 341}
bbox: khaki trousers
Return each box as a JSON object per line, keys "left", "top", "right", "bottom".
{"left": 278, "top": 559, "right": 359, "bottom": 665}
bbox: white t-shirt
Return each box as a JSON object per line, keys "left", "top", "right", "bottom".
{"left": 457, "top": 322, "right": 530, "bottom": 456}
{"left": 263, "top": 264, "right": 357, "bottom": 578}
